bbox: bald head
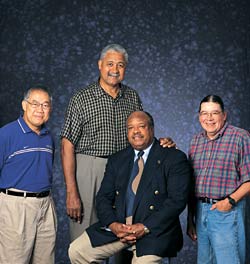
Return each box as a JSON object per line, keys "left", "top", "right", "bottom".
{"left": 126, "top": 111, "right": 154, "bottom": 150}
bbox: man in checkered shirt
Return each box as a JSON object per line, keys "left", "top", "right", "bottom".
{"left": 187, "top": 95, "right": 250, "bottom": 264}
{"left": 60, "top": 44, "right": 174, "bottom": 242}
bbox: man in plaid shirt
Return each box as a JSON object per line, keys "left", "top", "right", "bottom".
{"left": 187, "top": 95, "right": 250, "bottom": 264}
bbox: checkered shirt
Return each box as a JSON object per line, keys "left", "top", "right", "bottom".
{"left": 60, "top": 81, "right": 143, "bottom": 156}
{"left": 189, "top": 122, "right": 250, "bottom": 199}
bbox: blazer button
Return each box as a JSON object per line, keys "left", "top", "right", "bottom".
{"left": 112, "top": 205, "right": 116, "bottom": 209}
{"left": 154, "top": 190, "right": 159, "bottom": 195}
{"left": 116, "top": 190, "right": 119, "bottom": 195}
{"left": 149, "top": 205, "right": 154, "bottom": 210}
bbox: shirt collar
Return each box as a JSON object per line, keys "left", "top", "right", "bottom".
{"left": 133, "top": 139, "right": 154, "bottom": 163}
{"left": 17, "top": 116, "right": 49, "bottom": 135}
{"left": 93, "top": 80, "right": 124, "bottom": 99}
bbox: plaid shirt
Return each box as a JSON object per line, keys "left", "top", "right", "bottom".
{"left": 60, "top": 81, "right": 143, "bottom": 156}
{"left": 189, "top": 122, "right": 250, "bottom": 199}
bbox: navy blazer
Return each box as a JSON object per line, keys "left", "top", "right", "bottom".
{"left": 87, "top": 139, "right": 191, "bottom": 258}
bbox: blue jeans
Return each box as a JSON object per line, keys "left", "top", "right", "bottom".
{"left": 196, "top": 199, "right": 246, "bottom": 264}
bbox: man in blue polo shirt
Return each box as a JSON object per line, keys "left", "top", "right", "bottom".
{"left": 0, "top": 86, "right": 57, "bottom": 264}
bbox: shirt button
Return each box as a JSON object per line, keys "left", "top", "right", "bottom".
{"left": 154, "top": 190, "right": 159, "bottom": 195}
{"left": 116, "top": 191, "right": 119, "bottom": 195}
{"left": 149, "top": 205, "right": 154, "bottom": 210}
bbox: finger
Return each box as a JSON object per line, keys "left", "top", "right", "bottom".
{"left": 187, "top": 232, "right": 196, "bottom": 241}
{"left": 67, "top": 210, "right": 74, "bottom": 218}
{"left": 210, "top": 204, "right": 216, "bottom": 210}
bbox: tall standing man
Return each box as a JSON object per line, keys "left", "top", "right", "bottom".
{"left": 0, "top": 86, "right": 57, "bottom": 264}
{"left": 68, "top": 111, "right": 190, "bottom": 264}
{"left": 187, "top": 95, "right": 250, "bottom": 264}
{"left": 60, "top": 43, "right": 173, "bottom": 241}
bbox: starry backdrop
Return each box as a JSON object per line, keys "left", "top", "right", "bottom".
{"left": 0, "top": 0, "right": 249, "bottom": 263}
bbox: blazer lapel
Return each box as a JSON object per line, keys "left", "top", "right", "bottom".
{"left": 119, "top": 147, "right": 135, "bottom": 187}
{"left": 117, "top": 147, "right": 135, "bottom": 219}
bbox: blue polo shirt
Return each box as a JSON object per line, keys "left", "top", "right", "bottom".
{"left": 0, "top": 117, "right": 54, "bottom": 192}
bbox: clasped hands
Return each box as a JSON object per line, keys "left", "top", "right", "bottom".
{"left": 109, "top": 222, "right": 146, "bottom": 244}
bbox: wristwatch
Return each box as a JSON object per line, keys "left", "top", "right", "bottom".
{"left": 227, "top": 195, "right": 236, "bottom": 207}
{"left": 144, "top": 226, "right": 150, "bottom": 234}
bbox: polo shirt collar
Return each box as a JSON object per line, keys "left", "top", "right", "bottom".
{"left": 18, "top": 116, "right": 49, "bottom": 135}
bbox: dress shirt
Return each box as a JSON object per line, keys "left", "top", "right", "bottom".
{"left": 189, "top": 122, "right": 250, "bottom": 198}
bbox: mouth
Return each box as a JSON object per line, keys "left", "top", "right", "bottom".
{"left": 34, "top": 115, "right": 44, "bottom": 119}
{"left": 205, "top": 122, "right": 216, "bottom": 126}
{"left": 108, "top": 73, "right": 120, "bottom": 77}
{"left": 132, "top": 134, "right": 143, "bottom": 140}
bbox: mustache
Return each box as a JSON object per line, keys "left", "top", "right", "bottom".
{"left": 132, "top": 133, "right": 143, "bottom": 139}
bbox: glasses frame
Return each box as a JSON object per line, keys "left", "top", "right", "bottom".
{"left": 25, "top": 100, "right": 51, "bottom": 110}
{"left": 199, "top": 111, "right": 223, "bottom": 118}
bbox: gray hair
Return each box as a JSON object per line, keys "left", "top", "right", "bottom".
{"left": 24, "top": 85, "right": 52, "bottom": 103}
{"left": 99, "top": 44, "right": 128, "bottom": 64}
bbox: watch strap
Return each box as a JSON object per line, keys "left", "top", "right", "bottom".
{"left": 227, "top": 195, "right": 236, "bottom": 207}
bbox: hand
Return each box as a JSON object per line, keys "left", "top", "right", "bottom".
{"left": 210, "top": 198, "right": 232, "bottom": 212}
{"left": 109, "top": 222, "right": 136, "bottom": 243}
{"left": 109, "top": 222, "right": 145, "bottom": 244}
{"left": 66, "top": 191, "right": 83, "bottom": 223}
{"left": 119, "top": 223, "right": 147, "bottom": 243}
{"left": 129, "top": 223, "right": 146, "bottom": 239}
{"left": 159, "top": 137, "right": 176, "bottom": 148}
{"left": 186, "top": 219, "right": 197, "bottom": 241}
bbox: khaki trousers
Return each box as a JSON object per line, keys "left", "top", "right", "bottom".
{"left": 69, "top": 231, "right": 163, "bottom": 264}
{"left": 0, "top": 192, "right": 57, "bottom": 264}
{"left": 70, "top": 154, "right": 108, "bottom": 241}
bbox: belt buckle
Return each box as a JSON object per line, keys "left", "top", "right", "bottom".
{"left": 36, "top": 192, "right": 43, "bottom": 198}
{"left": 202, "top": 197, "right": 213, "bottom": 204}
{"left": 207, "top": 197, "right": 214, "bottom": 204}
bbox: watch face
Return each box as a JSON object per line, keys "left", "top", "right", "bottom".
{"left": 144, "top": 227, "right": 150, "bottom": 234}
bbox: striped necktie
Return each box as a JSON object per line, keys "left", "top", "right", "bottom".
{"left": 126, "top": 150, "right": 144, "bottom": 224}
{"left": 132, "top": 151, "right": 144, "bottom": 193}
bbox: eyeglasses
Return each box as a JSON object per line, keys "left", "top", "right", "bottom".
{"left": 199, "top": 111, "right": 222, "bottom": 118}
{"left": 25, "top": 100, "right": 51, "bottom": 110}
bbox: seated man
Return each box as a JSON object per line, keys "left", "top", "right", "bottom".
{"left": 69, "top": 111, "right": 191, "bottom": 264}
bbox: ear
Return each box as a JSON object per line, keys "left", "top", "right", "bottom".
{"left": 223, "top": 111, "right": 227, "bottom": 121}
{"left": 22, "top": 100, "right": 27, "bottom": 112}
{"left": 98, "top": 59, "right": 102, "bottom": 71}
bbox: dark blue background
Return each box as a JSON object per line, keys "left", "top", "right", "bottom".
{"left": 1, "top": 1, "right": 249, "bottom": 263}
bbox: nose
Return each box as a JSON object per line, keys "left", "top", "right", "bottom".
{"left": 112, "top": 64, "right": 119, "bottom": 72}
{"left": 207, "top": 113, "right": 214, "bottom": 119}
{"left": 133, "top": 127, "right": 140, "bottom": 134}
{"left": 37, "top": 104, "right": 44, "bottom": 111}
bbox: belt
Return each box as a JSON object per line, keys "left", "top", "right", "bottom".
{"left": 198, "top": 197, "right": 223, "bottom": 204}
{"left": 96, "top": 155, "right": 109, "bottom": 159}
{"left": 0, "top": 189, "right": 50, "bottom": 198}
